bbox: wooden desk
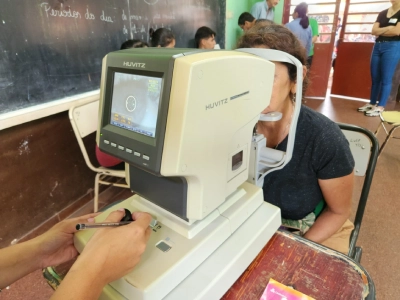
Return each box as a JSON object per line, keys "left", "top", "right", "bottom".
{"left": 222, "top": 230, "right": 374, "bottom": 300}
{"left": 45, "top": 230, "right": 374, "bottom": 300}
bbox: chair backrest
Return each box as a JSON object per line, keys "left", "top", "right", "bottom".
{"left": 341, "top": 128, "right": 371, "bottom": 177}
{"left": 338, "top": 123, "right": 379, "bottom": 258}
{"left": 69, "top": 100, "right": 101, "bottom": 173}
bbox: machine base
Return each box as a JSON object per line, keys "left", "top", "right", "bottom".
{"left": 94, "top": 201, "right": 280, "bottom": 300}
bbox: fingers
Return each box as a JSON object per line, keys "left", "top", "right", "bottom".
{"left": 103, "top": 208, "right": 126, "bottom": 222}
{"left": 72, "top": 212, "right": 102, "bottom": 223}
{"left": 144, "top": 227, "right": 152, "bottom": 241}
{"left": 131, "top": 212, "right": 152, "bottom": 229}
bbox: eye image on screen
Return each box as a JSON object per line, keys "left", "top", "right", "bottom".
{"left": 110, "top": 72, "right": 162, "bottom": 138}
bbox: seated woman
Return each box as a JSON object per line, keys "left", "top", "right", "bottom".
{"left": 238, "top": 24, "right": 355, "bottom": 254}
{"left": 149, "top": 28, "right": 176, "bottom": 48}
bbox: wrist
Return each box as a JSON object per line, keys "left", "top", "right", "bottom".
{"left": 22, "top": 239, "right": 44, "bottom": 270}
{"left": 29, "top": 236, "right": 51, "bottom": 269}
{"left": 53, "top": 261, "right": 106, "bottom": 300}
{"left": 71, "top": 254, "right": 108, "bottom": 286}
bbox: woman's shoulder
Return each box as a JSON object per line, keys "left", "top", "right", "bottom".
{"left": 378, "top": 8, "right": 389, "bottom": 18}
{"left": 300, "top": 105, "right": 337, "bottom": 127}
{"left": 299, "top": 105, "right": 342, "bottom": 138}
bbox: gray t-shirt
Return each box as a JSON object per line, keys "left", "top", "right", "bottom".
{"left": 263, "top": 105, "right": 355, "bottom": 220}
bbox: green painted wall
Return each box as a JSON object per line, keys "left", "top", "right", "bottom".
{"left": 225, "top": 0, "right": 284, "bottom": 50}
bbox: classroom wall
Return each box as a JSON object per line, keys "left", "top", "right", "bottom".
{"left": 225, "top": 1, "right": 249, "bottom": 50}
{"left": 225, "top": 0, "right": 284, "bottom": 50}
{"left": 0, "top": 112, "right": 98, "bottom": 248}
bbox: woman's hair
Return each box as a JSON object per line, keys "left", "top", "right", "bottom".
{"left": 255, "top": 19, "right": 274, "bottom": 26}
{"left": 294, "top": 2, "right": 309, "bottom": 29}
{"left": 149, "top": 28, "right": 175, "bottom": 47}
{"left": 237, "top": 23, "right": 309, "bottom": 98}
{"left": 120, "top": 39, "right": 149, "bottom": 50}
{"left": 194, "top": 26, "right": 216, "bottom": 48}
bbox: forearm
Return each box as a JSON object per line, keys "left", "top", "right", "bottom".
{"left": 372, "top": 26, "right": 395, "bottom": 36}
{"left": 0, "top": 240, "right": 41, "bottom": 288}
{"left": 381, "top": 27, "right": 400, "bottom": 36}
{"left": 303, "top": 208, "right": 350, "bottom": 243}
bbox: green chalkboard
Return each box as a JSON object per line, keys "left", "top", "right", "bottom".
{"left": 0, "top": 0, "right": 226, "bottom": 114}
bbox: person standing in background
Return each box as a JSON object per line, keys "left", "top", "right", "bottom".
{"left": 238, "top": 12, "right": 257, "bottom": 31}
{"left": 308, "top": 16, "right": 320, "bottom": 67}
{"left": 251, "top": 0, "right": 280, "bottom": 21}
{"left": 285, "top": 3, "right": 312, "bottom": 60}
{"left": 358, "top": 0, "right": 400, "bottom": 117}
{"left": 332, "top": 17, "right": 342, "bottom": 69}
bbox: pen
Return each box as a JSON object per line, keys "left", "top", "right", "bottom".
{"left": 76, "top": 218, "right": 158, "bottom": 230}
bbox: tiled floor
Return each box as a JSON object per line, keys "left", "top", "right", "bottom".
{"left": 2, "top": 96, "right": 400, "bottom": 299}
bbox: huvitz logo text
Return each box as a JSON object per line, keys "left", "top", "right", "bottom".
{"left": 205, "top": 98, "right": 228, "bottom": 110}
{"left": 123, "top": 62, "right": 146, "bottom": 68}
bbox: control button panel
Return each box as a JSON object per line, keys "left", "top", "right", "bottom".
{"left": 101, "top": 139, "right": 152, "bottom": 166}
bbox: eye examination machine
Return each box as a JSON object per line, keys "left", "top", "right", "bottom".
{"left": 74, "top": 47, "right": 303, "bottom": 300}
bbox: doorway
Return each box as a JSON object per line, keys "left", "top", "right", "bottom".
{"left": 283, "top": 0, "right": 341, "bottom": 98}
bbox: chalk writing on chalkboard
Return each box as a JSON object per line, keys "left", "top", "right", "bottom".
{"left": 0, "top": 0, "right": 225, "bottom": 114}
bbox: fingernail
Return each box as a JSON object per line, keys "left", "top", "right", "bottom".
{"left": 118, "top": 208, "right": 125, "bottom": 212}
{"left": 87, "top": 218, "right": 95, "bottom": 223}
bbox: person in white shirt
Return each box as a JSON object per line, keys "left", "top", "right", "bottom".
{"left": 250, "top": 0, "right": 280, "bottom": 21}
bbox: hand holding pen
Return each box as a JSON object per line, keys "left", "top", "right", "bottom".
{"left": 53, "top": 209, "right": 153, "bottom": 299}
{"left": 76, "top": 208, "right": 158, "bottom": 230}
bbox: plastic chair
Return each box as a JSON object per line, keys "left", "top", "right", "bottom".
{"left": 339, "top": 123, "right": 379, "bottom": 262}
{"left": 374, "top": 111, "right": 400, "bottom": 157}
{"left": 69, "top": 100, "right": 129, "bottom": 212}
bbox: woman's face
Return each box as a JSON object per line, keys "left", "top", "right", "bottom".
{"left": 261, "top": 62, "right": 296, "bottom": 114}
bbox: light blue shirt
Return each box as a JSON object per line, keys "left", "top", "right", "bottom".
{"left": 251, "top": 1, "right": 274, "bottom": 21}
{"left": 285, "top": 18, "right": 312, "bottom": 56}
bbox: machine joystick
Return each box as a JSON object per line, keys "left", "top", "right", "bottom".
{"left": 121, "top": 208, "right": 133, "bottom": 222}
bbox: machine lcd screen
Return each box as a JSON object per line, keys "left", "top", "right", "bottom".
{"left": 110, "top": 72, "right": 163, "bottom": 138}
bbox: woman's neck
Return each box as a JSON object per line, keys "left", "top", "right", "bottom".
{"left": 257, "top": 98, "right": 295, "bottom": 147}
{"left": 391, "top": 3, "right": 400, "bottom": 12}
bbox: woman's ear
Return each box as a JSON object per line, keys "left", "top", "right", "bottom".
{"left": 290, "top": 65, "right": 308, "bottom": 94}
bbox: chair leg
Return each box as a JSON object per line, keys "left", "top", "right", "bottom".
{"left": 379, "top": 126, "right": 400, "bottom": 157}
{"left": 94, "top": 173, "right": 101, "bottom": 213}
{"left": 374, "top": 122, "right": 383, "bottom": 136}
{"left": 354, "top": 247, "right": 363, "bottom": 263}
